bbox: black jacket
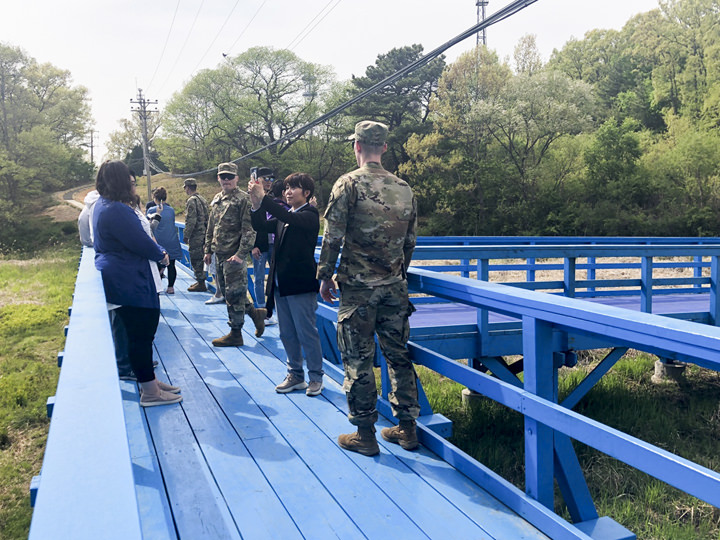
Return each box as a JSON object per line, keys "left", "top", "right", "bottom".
{"left": 251, "top": 196, "right": 320, "bottom": 315}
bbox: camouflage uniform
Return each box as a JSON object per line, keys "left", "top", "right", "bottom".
{"left": 205, "top": 187, "right": 256, "bottom": 329}
{"left": 318, "top": 161, "right": 419, "bottom": 428}
{"left": 184, "top": 192, "right": 209, "bottom": 282}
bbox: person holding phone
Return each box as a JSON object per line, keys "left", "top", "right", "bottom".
{"left": 248, "top": 166, "right": 277, "bottom": 326}
{"left": 249, "top": 172, "right": 324, "bottom": 396}
{"left": 204, "top": 162, "right": 267, "bottom": 346}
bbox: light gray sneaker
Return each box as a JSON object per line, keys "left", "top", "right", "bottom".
{"left": 275, "top": 374, "right": 307, "bottom": 394}
{"left": 205, "top": 295, "right": 225, "bottom": 305}
{"left": 306, "top": 381, "right": 323, "bottom": 396}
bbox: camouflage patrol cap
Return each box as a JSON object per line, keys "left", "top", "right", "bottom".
{"left": 183, "top": 178, "right": 197, "bottom": 189}
{"left": 349, "top": 120, "right": 388, "bottom": 146}
{"left": 217, "top": 162, "right": 238, "bottom": 176}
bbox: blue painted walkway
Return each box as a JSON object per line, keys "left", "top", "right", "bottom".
{"left": 126, "top": 267, "right": 549, "bottom": 539}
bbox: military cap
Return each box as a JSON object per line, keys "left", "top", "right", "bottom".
{"left": 183, "top": 178, "right": 197, "bottom": 188}
{"left": 217, "top": 162, "right": 238, "bottom": 176}
{"left": 256, "top": 166, "right": 274, "bottom": 179}
{"left": 349, "top": 120, "right": 388, "bottom": 146}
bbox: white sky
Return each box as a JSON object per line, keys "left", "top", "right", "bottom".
{"left": 0, "top": 0, "right": 660, "bottom": 162}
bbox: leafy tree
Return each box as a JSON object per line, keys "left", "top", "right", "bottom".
{"left": 158, "top": 47, "right": 335, "bottom": 173}
{"left": 513, "top": 34, "right": 542, "bottom": 75}
{"left": 0, "top": 43, "right": 93, "bottom": 207}
{"left": 346, "top": 44, "right": 445, "bottom": 173}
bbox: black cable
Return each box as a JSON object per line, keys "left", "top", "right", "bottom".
{"left": 171, "top": 0, "right": 540, "bottom": 178}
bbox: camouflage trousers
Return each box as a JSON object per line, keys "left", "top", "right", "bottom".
{"left": 187, "top": 235, "right": 205, "bottom": 282}
{"left": 215, "top": 254, "right": 253, "bottom": 330}
{"left": 337, "top": 281, "right": 419, "bottom": 427}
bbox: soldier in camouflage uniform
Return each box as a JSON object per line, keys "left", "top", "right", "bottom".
{"left": 183, "top": 178, "right": 209, "bottom": 292}
{"left": 204, "top": 162, "right": 266, "bottom": 347}
{"left": 317, "top": 120, "right": 420, "bottom": 456}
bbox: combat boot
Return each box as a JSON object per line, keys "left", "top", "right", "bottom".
{"left": 248, "top": 305, "right": 267, "bottom": 337}
{"left": 338, "top": 426, "right": 379, "bottom": 456}
{"left": 381, "top": 420, "right": 419, "bottom": 450}
{"left": 187, "top": 281, "right": 207, "bottom": 292}
{"left": 212, "top": 328, "right": 244, "bottom": 347}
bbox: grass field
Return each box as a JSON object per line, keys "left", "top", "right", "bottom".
{"left": 0, "top": 228, "right": 77, "bottom": 539}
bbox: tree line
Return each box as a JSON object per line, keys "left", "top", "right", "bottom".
{"left": 2, "top": 0, "right": 719, "bottom": 240}
{"left": 0, "top": 43, "right": 93, "bottom": 242}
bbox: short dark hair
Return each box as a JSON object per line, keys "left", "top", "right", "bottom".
{"left": 269, "top": 178, "right": 285, "bottom": 198}
{"left": 96, "top": 160, "right": 133, "bottom": 203}
{"left": 357, "top": 140, "right": 385, "bottom": 153}
{"left": 154, "top": 187, "right": 167, "bottom": 202}
{"left": 284, "top": 173, "right": 315, "bottom": 199}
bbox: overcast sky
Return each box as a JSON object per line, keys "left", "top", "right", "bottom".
{"left": 0, "top": 0, "right": 660, "bottom": 161}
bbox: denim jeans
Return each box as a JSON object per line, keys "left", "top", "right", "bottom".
{"left": 251, "top": 249, "right": 270, "bottom": 307}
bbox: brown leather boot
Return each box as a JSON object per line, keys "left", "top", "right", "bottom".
{"left": 338, "top": 426, "right": 379, "bottom": 456}
{"left": 212, "top": 328, "right": 244, "bottom": 347}
{"left": 248, "top": 305, "right": 267, "bottom": 337}
{"left": 381, "top": 420, "right": 419, "bottom": 450}
{"left": 187, "top": 281, "right": 207, "bottom": 292}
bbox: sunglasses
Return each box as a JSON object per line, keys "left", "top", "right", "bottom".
{"left": 219, "top": 173, "right": 236, "bottom": 180}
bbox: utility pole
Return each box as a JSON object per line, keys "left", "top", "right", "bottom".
{"left": 130, "top": 89, "right": 158, "bottom": 203}
{"left": 89, "top": 130, "right": 97, "bottom": 165}
{"left": 476, "top": 1, "right": 489, "bottom": 47}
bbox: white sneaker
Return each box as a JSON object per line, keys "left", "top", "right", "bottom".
{"left": 205, "top": 295, "right": 225, "bottom": 305}
{"left": 264, "top": 316, "right": 277, "bottom": 326}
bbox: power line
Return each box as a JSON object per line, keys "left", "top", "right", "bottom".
{"left": 286, "top": 0, "right": 340, "bottom": 51}
{"left": 224, "top": 0, "right": 268, "bottom": 58}
{"left": 171, "top": 0, "right": 540, "bottom": 178}
{"left": 159, "top": 0, "right": 207, "bottom": 93}
{"left": 191, "top": 0, "right": 241, "bottom": 73}
{"left": 147, "top": 0, "right": 182, "bottom": 92}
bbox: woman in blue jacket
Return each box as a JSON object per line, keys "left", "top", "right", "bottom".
{"left": 93, "top": 160, "right": 182, "bottom": 407}
{"left": 147, "top": 186, "right": 183, "bottom": 294}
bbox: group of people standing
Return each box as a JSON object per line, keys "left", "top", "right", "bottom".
{"left": 85, "top": 120, "right": 423, "bottom": 454}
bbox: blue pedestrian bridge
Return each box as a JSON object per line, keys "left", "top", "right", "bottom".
{"left": 29, "top": 234, "right": 720, "bottom": 539}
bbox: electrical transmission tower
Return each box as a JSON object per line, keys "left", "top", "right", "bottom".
{"left": 130, "top": 89, "right": 159, "bottom": 203}
{"left": 476, "top": 0, "right": 489, "bottom": 47}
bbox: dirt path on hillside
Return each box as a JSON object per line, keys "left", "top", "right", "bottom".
{"left": 43, "top": 184, "right": 95, "bottom": 222}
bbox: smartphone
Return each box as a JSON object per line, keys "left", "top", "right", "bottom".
{"left": 250, "top": 167, "right": 258, "bottom": 181}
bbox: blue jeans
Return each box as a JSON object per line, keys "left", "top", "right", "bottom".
{"left": 251, "top": 249, "right": 270, "bottom": 307}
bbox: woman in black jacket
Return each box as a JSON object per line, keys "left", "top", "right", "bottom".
{"left": 249, "top": 173, "right": 324, "bottom": 397}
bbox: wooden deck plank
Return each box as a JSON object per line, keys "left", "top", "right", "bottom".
{"left": 121, "top": 381, "right": 177, "bottom": 540}
{"left": 167, "top": 278, "right": 546, "bottom": 540}
{"left": 156, "top": 312, "right": 365, "bottom": 540}
{"left": 151, "top": 320, "right": 306, "bottom": 540}
{"left": 169, "top": 291, "right": 437, "bottom": 539}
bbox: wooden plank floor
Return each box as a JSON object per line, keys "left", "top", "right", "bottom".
{"left": 409, "top": 292, "right": 712, "bottom": 328}
{"left": 121, "top": 269, "right": 549, "bottom": 540}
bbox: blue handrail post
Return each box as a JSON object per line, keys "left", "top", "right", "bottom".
{"left": 711, "top": 256, "right": 720, "bottom": 325}
{"left": 693, "top": 255, "right": 702, "bottom": 289}
{"left": 564, "top": 258, "right": 576, "bottom": 298}
{"left": 477, "top": 259, "right": 490, "bottom": 356}
{"left": 640, "top": 257, "right": 653, "bottom": 313}
{"left": 587, "top": 256, "right": 596, "bottom": 294}
{"left": 522, "top": 316, "right": 555, "bottom": 509}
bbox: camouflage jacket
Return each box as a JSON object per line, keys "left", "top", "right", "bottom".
{"left": 317, "top": 162, "right": 417, "bottom": 287}
{"left": 184, "top": 193, "right": 209, "bottom": 240}
{"left": 204, "top": 188, "right": 256, "bottom": 258}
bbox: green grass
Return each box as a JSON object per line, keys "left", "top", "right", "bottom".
{"left": 417, "top": 353, "right": 720, "bottom": 540}
{"left": 0, "top": 224, "right": 78, "bottom": 539}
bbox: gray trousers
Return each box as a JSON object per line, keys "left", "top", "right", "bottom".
{"left": 275, "top": 291, "right": 324, "bottom": 383}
